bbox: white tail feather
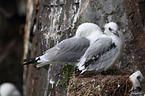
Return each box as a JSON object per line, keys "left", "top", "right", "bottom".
{"left": 36, "top": 62, "right": 49, "bottom": 68}
{"left": 77, "top": 57, "right": 86, "bottom": 72}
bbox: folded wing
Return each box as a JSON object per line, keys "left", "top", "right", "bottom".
{"left": 77, "top": 36, "right": 119, "bottom": 73}
{"left": 36, "top": 37, "right": 90, "bottom": 67}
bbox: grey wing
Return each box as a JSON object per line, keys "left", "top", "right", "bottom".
{"left": 42, "top": 37, "right": 90, "bottom": 63}
{"left": 83, "top": 37, "right": 119, "bottom": 72}
{"left": 84, "top": 37, "right": 113, "bottom": 60}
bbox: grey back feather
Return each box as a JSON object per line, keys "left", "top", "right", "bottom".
{"left": 83, "top": 37, "right": 119, "bottom": 72}
{"left": 84, "top": 37, "right": 112, "bottom": 60}
{"left": 41, "top": 37, "right": 90, "bottom": 63}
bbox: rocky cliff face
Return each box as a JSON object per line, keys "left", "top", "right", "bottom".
{"left": 124, "top": 0, "right": 145, "bottom": 92}
{"left": 24, "top": 0, "right": 145, "bottom": 95}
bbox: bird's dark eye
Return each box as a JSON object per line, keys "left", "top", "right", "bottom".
{"left": 109, "top": 28, "right": 112, "bottom": 31}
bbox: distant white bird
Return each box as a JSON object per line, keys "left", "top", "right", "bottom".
{"left": 77, "top": 22, "right": 124, "bottom": 73}
{"left": 0, "top": 83, "right": 21, "bottom": 96}
{"left": 129, "top": 70, "right": 144, "bottom": 91}
{"left": 23, "top": 23, "right": 103, "bottom": 67}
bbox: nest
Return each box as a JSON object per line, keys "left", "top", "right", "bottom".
{"left": 67, "top": 75, "right": 132, "bottom": 96}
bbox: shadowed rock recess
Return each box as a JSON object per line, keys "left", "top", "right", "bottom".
{"left": 24, "top": 0, "right": 145, "bottom": 95}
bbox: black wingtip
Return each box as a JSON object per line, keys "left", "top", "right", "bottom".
{"left": 23, "top": 58, "right": 39, "bottom": 65}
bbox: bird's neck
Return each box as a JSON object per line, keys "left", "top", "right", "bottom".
{"left": 111, "top": 32, "right": 124, "bottom": 51}
{"left": 104, "top": 30, "right": 113, "bottom": 36}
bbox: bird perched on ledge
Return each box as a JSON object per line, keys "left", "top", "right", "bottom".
{"left": 77, "top": 22, "right": 124, "bottom": 73}
{"left": 129, "top": 70, "right": 144, "bottom": 92}
{"left": 23, "top": 23, "right": 103, "bottom": 67}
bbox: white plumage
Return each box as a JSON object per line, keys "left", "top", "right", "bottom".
{"left": 0, "top": 83, "right": 21, "bottom": 96}
{"left": 23, "top": 23, "right": 103, "bottom": 67}
{"left": 75, "top": 23, "right": 103, "bottom": 45}
{"left": 129, "top": 70, "right": 144, "bottom": 91}
{"left": 77, "top": 22, "right": 124, "bottom": 73}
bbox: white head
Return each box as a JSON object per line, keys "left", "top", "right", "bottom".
{"left": 75, "top": 23, "right": 102, "bottom": 38}
{"left": 129, "top": 71, "right": 144, "bottom": 91}
{"left": 0, "top": 83, "right": 21, "bottom": 96}
{"left": 104, "top": 22, "right": 119, "bottom": 37}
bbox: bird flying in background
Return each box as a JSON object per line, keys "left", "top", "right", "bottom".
{"left": 23, "top": 23, "right": 103, "bottom": 67}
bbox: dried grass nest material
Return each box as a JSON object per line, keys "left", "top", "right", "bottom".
{"left": 67, "top": 75, "right": 132, "bottom": 96}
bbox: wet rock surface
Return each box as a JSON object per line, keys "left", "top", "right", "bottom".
{"left": 124, "top": 0, "right": 145, "bottom": 92}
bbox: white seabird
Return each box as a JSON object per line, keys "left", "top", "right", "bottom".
{"left": 23, "top": 23, "right": 103, "bottom": 67}
{"left": 0, "top": 83, "right": 21, "bottom": 96}
{"left": 129, "top": 70, "right": 144, "bottom": 91}
{"left": 77, "top": 22, "right": 124, "bottom": 73}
